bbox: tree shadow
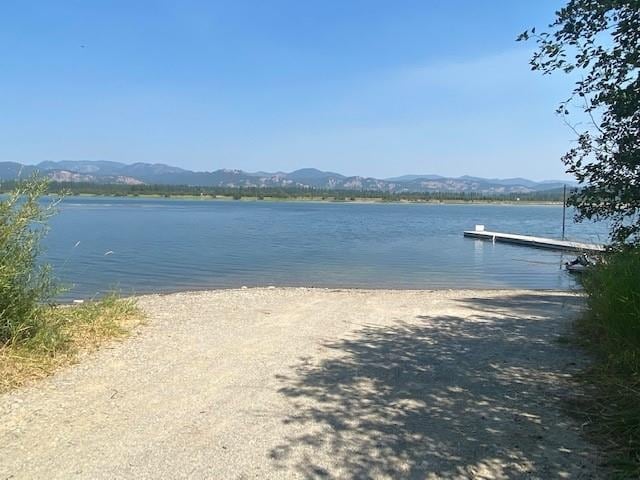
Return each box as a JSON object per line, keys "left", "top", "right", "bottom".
{"left": 270, "top": 293, "right": 599, "bottom": 479}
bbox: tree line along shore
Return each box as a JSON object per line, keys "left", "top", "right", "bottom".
{"left": 0, "top": 180, "right": 568, "bottom": 204}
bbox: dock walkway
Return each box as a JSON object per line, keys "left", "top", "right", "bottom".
{"left": 463, "top": 230, "right": 604, "bottom": 253}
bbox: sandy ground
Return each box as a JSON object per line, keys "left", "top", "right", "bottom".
{"left": 0, "top": 288, "right": 601, "bottom": 479}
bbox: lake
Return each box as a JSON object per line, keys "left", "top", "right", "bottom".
{"left": 43, "top": 197, "right": 609, "bottom": 300}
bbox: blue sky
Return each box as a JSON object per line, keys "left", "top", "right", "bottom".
{"left": 0, "top": 1, "right": 575, "bottom": 180}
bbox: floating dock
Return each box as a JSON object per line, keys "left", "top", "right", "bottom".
{"left": 463, "top": 230, "right": 605, "bottom": 253}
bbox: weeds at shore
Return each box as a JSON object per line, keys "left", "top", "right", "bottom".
{"left": 0, "top": 295, "right": 143, "bottom": 393}
{"left": 1, "top": 177, "right": 143, "bottom": 393}
{"left": 569, "top": 248, "right": 640, "bottom": 478}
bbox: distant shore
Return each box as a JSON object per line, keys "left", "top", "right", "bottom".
{"left": 0, "top": 178, "right": 567, "bottom": 204}
{"left": 58, "top": 192, "right": 564, "bottom": 206}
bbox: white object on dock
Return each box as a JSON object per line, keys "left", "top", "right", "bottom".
{"left": 475, "top": 224, "right": 485, "bottom": 232}
{"left": 463, "top": 230, "right": 604, "bottom": 253}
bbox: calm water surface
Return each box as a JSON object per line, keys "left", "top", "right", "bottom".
{"left": 44, "top": 197, "right": 609, "bottom": 299}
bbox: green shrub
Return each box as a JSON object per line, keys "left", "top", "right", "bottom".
{"left": 0, "top": 176, "right": 61, "bottom": 345}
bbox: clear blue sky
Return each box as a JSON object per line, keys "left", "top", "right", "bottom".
{"left": 0, "top": 1, "right": 575, "bottom": 180}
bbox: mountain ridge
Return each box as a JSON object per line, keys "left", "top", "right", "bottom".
{"left": 0, "top": 161, "right": 575, "bottom": 194}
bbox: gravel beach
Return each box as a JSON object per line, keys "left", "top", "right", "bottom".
{"left": 0, "top": 288, "right": 601, "bottom": 479}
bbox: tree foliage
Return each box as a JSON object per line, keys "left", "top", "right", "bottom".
{"left": 519, "top": 1, "right": 640, "bottom": 245}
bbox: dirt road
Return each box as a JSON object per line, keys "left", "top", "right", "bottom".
{"left": 0, "top": 288, "right": 600, "bottom": 479}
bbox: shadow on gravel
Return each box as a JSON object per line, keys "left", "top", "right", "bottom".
{"left": 270, "top": 293, "right": 597, "bottom": 479}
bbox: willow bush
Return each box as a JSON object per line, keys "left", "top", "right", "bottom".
{"left": 0, "top": 176, "right": 61, "bottom": 345}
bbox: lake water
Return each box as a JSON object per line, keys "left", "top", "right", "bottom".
{"left": 43, "top": 197, "right": 609, "bottom": 300}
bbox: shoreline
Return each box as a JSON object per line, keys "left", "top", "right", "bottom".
{"left": 49, "top": 193, "right": 564, "bottom": 206}
{"left": 61, "top": 284, "right": 583, "bottom": 304}
{"left": 135, "top": 284, "right": 583, "bottom": 298}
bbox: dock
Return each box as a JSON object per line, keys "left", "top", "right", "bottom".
{"left": 463, "top": 229, "right": 605, "bottom": 253}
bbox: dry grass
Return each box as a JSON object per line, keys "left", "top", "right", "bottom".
{"left": 0, "top": 295, "right": 144, "bottom": 393}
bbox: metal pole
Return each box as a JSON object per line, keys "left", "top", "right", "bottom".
{"left": 562, "top": 184, "right": 567, "bottom": 240}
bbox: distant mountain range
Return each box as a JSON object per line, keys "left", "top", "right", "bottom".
{"left": 0, "top": 160, "right": 574, "bottom": 194}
